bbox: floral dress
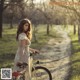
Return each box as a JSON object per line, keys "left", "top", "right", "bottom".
{"left": 13, "top": 32, "right": 31, "bottom": 72}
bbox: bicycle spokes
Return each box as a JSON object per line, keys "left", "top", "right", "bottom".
{"left": 32, "top": 68, "right": 50, "bottom": 80}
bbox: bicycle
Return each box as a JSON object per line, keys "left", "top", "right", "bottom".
{"left": 12, "top": 52, "right": 52, "bottom": 80}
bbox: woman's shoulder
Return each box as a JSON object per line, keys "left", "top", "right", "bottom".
{"left": 18, "top": 32, "right": 28, "bottom": 40}
{"left": 19, "top": 32, "right": 26, "bottom": 36}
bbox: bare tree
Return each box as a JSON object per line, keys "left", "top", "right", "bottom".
{"left": 50, "top": 0, "right": 80, "bottom": 42}
{"left": 0, "top": 0, "right": 5, "bottom": 38}
{"left": 0, "top": 0, "right": 27, "bottom": 37}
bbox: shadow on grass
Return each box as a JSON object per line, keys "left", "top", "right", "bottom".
{"left": 0, "top": 53, "right": 15, "bottom": 63}
{"left": 75, "top": 48, "right": 80, "bottom": 53}
{"left": 0, "top": 53, "right": 15, "bottom": 68}
{"left": 71, "top": 40, "right": 80, "bottom": 54}
{"left": 71, "top": 40, "right": 78, "bottom": 43}
{"left": 50, "top": 59, "right": 80, "bottom": 72}
{"left": 50, "top": 59, "right": 80, "bottom": 80}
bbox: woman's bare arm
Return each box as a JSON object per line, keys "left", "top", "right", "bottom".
{"left": 18, "top": 39, "right": 28, "bottom": 62}
{"left": 29, "top": 48, "right": 40, "bottom": 53}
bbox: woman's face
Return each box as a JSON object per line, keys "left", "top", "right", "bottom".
{"left": 23, "top": 23, "right": 29, "bottom": 31}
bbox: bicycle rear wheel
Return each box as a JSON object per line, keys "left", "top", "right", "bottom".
{"left": 32, "top": 66, "right": 52, "bottom": 80}
{"left": 16, "top": 75, "right": 25, "bottom": 80}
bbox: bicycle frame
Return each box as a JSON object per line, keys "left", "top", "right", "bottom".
{"left": 18, "top": 53, "right": 39, "bottom": 80}
{"left": 12, "top": 52, "right": 52, "bottom": 80}
{"left": 28, "top": 52, "right": 40, "bottom": 80}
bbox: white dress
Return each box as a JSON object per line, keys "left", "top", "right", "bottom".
{"left": 13, "top": 32, "right": 31, "bottom": 72}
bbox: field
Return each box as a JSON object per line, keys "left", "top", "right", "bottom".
{"left": 65, "top": 25, "right": 80, "bottom": 80}
{"left": 0, "top": 24, "right": 80, "bottom": 80}
{"left": 0, "top": 24, "right": 61, "bottom": 69}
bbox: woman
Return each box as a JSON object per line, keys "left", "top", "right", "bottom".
{"left": 13, "top": 18, "right": 39, "bottom": 79}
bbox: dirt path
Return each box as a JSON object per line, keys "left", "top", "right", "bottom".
{"left": 35, "top": 26, "right": 71, "bottom": 80}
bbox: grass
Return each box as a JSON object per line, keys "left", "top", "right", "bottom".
{"left": 1, "top": 24, "right": 80, "bottom": 80}
{"left": 0, "top": 24, "right": 62, "bottom": 69}
{"left": 64, "top": 25, "right": 80, "bottom": 80}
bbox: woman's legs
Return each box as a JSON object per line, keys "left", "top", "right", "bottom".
{"left": 25, "top": 66, "right": 30, "bottom": 80}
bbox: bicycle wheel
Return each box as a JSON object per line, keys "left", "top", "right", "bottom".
{"left": 32, "top": 66, "right": 52, "bottom": 80}
{"left": 16, "top": 75, "right": 25, "bottom": 80}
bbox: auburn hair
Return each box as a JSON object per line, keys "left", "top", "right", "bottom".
{"left": 16, "top": 18, "right": 32, "bottom": 40}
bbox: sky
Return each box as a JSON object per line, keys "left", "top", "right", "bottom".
{"left": 34, "top": 0, "right": 47, "bottom": 3}
{"left": 24, "top": 0, "right": 49, "bottom": 4}
{"left": 24, "top": 0, "right": 49, "bottom": 3}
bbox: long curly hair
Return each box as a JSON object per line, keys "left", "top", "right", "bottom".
{"left": 16, "top": 18, "right": 32, "bottom": 40}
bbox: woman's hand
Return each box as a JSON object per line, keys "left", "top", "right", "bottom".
{"left": 29, "top": 48, "right": 40, "bottom": 54}
{"left": 33, "top": 49, "right": 40, "bottom": 54}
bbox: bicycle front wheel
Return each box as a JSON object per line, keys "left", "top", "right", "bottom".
{"left": 32, "top": 66, "right": 52, "bottom": 80}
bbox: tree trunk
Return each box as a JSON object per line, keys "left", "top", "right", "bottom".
{"left": 78, "top": 24, "right": 80, "bottom": 42}
{"left": 33, "top": 25, "right": 38, "bottom": 43}
{"left": 0, "top": 0, "right": 4, "bottom": 38}
{"left": 10, "top": 17, "right": 13, "bottom": 29}
{"left": 0, "top": 12, "right": 3, "bottom": 38}
{"left": 47, "top": 24, "right": 49, "bottom": 35}
{"left": 73, "top": 24, "right": 76, "bottom": 35}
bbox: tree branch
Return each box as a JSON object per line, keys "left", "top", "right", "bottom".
{"left": 51, "top": 1, "right": 80, "bottom": 18}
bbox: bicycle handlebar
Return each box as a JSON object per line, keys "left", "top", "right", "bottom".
{"left": 30, "top": 51, "right": 39, "bottom": 56}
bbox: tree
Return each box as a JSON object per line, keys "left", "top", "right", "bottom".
{"left": 50, "top": 0, "right": 80, "bottom": 42}
{"left": 0, "top": 0, "right": 5, "bottom": 38}
{"left": 0, "top": 0, "right": 26, "bottom": 37}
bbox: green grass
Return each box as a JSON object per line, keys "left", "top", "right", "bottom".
{"left": 70, "top": 38, "right": 80, "bottom": 79}
{"left": 70, "top": 35, "right": 80, "bottom": 80}
{"left": 0, "top": 24, "right": 62, "bottom": 68}
{"left": 65, "top": 25, "right": 80, "bottom": 80}
{"left": 2, "top": 24, "right": 80, "bottom": 80}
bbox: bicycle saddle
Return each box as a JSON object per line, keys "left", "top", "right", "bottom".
{"left": 16, "top": 62, "right": 28, "bottom": 68}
